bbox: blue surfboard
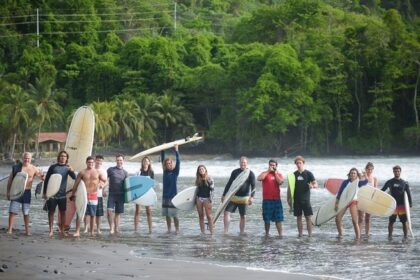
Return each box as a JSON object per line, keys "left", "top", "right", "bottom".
{"left": 124, "top": 176, "right": 155, "bottom": 203}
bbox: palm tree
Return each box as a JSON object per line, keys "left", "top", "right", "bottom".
{"left": 158, "top": 92, "right": 195, "bottom": 142}
{"left": 1, "top": 84, "right": 35, "bottom": 159}
{"left": 113, "top": 94, "right": 141, "bottom": 145}
{"left": 132, "top": 93, "right": 162, "bottom": 149}
{"left": 28, "top": 76, "right": 63, "bottom": 158}
{"left": 91, "top": 101, "right": 118, "bottom": 147}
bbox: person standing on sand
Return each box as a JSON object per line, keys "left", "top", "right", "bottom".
{"left": 134, "top": 156, "right": 154, "bottom": 234}
{"left": 195, "top": 164, "right": 214, "bottom": 235}
{"left": 70, "top": 156, "right": 107, "bottom": 237}
{"left": 287, "top": 155, "right": 317, "bottom": 237}
{"left": 381, "top": 165, "right": 412, "bottom": 239}
{"left": 257, "top": 159, "right": 284, "bottom": 236}
{"left": 335, "top": 168, "right": 368, "bottom": 240}
{"left": 222, "top": 156, "right": 256, "bottom": 235}
{"left": 107, "top": 154, "right": 128, "bottom": 235}
{"left": 84, "top": 155, "right": 107, "bottom": 234}
{"left": 358, "top": 162, "right": 378, "bottom": 236}
{"left": 161, "top": 145, "right": 180, "bottom": 233}
{"left": 7, "top": 152, "right": 44, "bottom": 236}
{"left": 43, "top": 151, "right": 77, "bottom": 237}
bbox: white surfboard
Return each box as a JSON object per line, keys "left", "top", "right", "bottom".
{"left": 75, "top": 180, "right": 88, "bottom": 221}
{"left": 1, "top": 172, "right": 29, "bottom": 201}
{"left": 312, "top": 180, "right": 358, "bottom": 226}
{"left": 0, "top": 176, "right": 10, "bottom": 200}
{"left": 65, "top": 106, "right": 95, "bottom": 173}
{"left": 172, "top": 186, "right": 197, "bottom": 211}
{"left": 404, "top": 191, "right": 414, "bottom": 238}
{"left": 212, "top": 169, "right": 251, "bottom": 224}
{"left": 133, "top": 188, "right": 157, "bottom": 206}
{"left": 357, "top": 185, "right": 396, "bottom": 217}
{"left": 45, "top": 174, "right": 63, "bottom": 198}
{"left": 130, "top": 133, "right": 203, "bottom": 160}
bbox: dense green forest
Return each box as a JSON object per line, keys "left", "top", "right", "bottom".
{"left": 0, "top": 0, "right": 419, "bottom": 159}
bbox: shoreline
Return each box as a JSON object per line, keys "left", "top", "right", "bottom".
{"left": 0, "top": 228, "right": 324, "bottom": 280}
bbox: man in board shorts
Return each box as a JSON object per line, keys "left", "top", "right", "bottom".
{"left": 7, "top": 152, "right": 44, "bottom": 236}
{"left": 257, "top": 159, "right": 284, "bottom": 236}
{"left": 222, "top": 156, "right": 256, "bottom": 235}
{"left": 287, "top": 155, "right": 317, "bottom": 237}
{"left": 381, "top": 165, "right": 412, "bottom": 239}
{"left": 107, "top": 154, "right": 128, "bottom": 235}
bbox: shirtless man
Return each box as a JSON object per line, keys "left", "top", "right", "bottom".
{"left": 7, "top": 152, "right": 44, "bottom": 235}
{"left": 70, "top": 156, "right": 107, "bottom": 237}
{"left": 84, "top": 155, "right": 107, "bottom": 234}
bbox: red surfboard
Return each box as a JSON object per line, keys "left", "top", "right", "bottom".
{"left": 324, "top": 178, "right": 344, "bottom": 195}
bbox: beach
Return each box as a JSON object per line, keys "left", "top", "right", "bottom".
{"left": 1, "top": 156, "right": 419, "bottom": 279}
{"left": 0, "top": 220, "right": 320, "bottom": 280}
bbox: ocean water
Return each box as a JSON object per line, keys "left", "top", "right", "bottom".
{"left": 1, "top": 156, "right": 419, "bottom": 279}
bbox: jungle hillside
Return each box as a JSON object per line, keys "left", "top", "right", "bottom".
{"left": 0, "top": 0, "right": 419, "bottom": 158}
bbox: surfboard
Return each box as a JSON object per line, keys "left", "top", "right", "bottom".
{"left": 172, "top": 186, "right": 197, "bottom": 211}
{"left": 124, "top": 176, "right": 155, "bottom": 203}
{"left": 0, "top": 176, "right": 10, "bottom": 200}
{"left": 45, "top": 174, "right": 62, "bottom": 199}
{"left": 75, "top": 180, "right": 88, "bottom": 221}
{"left": 357, "top": 185, "right": 396, "bottom": 217}
{"left": 324, "top": 178, "right": 344, "bottom": 195}
{"left": 212, "top": 168, "right": 251, "bottom": 224}
{"left": 404, "top": 191, "right": 414, "bottom": 238}
{"left": 133, "top": 188, "right": 157, "bottom": 206}
{"left": 312, "top": 180, "right": 358, "bottom": 226}
{"left": 0, "top": 172, "right": 29, "bottom": 200}
{"left": 65, "top": 106, "right": 95, "bottom": 173}
{"left": 130, "top": 133, "right": 203, "bottom": 160}
{"left": 63, "top": 105, "right": 95, "bottom": 228}
{"left": 287, "top": 172, "right": 295, "bottom": 211}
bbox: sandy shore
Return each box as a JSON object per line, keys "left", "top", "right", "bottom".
{"left": 0, "top": 221, "right": 324, "bottom": 280}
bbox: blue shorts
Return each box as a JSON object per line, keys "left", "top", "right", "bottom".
{"left": 262, "top": 200, "right": 284, "bottom": 224}
{"left": 107, "top": 194, "right": 125, "bottom": 214}
{"left": 9, "top": 189, "right": 31, "bottom": 215}
{"left": 86, "top": 203, "right": 97, "bottom": 217}
{"left": 225, "top": 201, "right": 248, "bottom": 216}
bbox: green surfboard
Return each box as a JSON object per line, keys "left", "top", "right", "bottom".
{"left": 287, "top": 172, "right": 295, "bottom": 212}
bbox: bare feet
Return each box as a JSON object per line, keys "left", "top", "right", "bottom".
{"left": 7, "top": 230, "right": 12, "bottom": 235}
{"left": 48, "top": 231, "right": 54, "bottom": 237}
{"left": 73, "top": 232, "right": 81, "bottom": 237}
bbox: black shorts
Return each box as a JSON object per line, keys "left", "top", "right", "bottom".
{"left": 293, "top": 199, "right": 313, "bottom": 217}
{"left": 46, "top": 197, "right": 67, "bottom": 212}
{"left": 225, "top": 201, "right": 247, "bottom": 216}
{"left": 389, "top": 214, "right": 407, "bottom": 223}
{"left": 96, "top": 197, "right": 104, "bottom": 217}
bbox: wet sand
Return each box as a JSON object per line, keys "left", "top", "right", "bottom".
{"left": 0, "top": 218, "right": 323, "bottom": 280}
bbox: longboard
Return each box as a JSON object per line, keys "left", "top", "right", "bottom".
{"left": 172, "top": 186, "right": 197, "bottom": 211}
{"left": 130, "top": 133, "right": 203, "bottom": 160}
{"left": 324, "top": 178, "right": 344, "bottom": 195}
{"left": 212, "top": 169, "right": 251, "bottom": 224}
{"left": 63, "top": 106, "right": 95, "bottom": 228}
{"left": 404, "top": 191, "right": 414, "bottom": 238}
{"left": 357, "top": 185, "right": 396, "bottom": 217}
{"left": 0, "top": 172, "right": 28, "bottom": 200}
{"left": 312, "top": 180, "right": 358, "bottom": 226}
{"left": 65, "top": 106, "right": 95, "bottom": 173}
{"left": 124, "top": 176, "right": 155, "bottom": 203}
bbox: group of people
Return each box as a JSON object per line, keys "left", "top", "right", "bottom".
{"left": 4, "top": 150, "right": 413, "bottom": 240}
